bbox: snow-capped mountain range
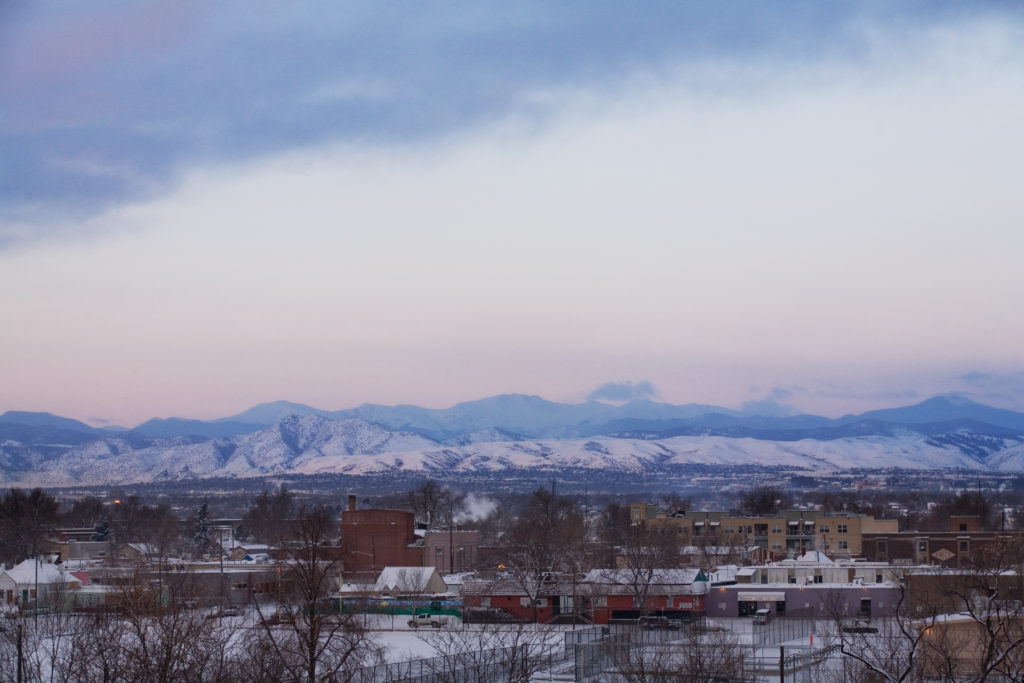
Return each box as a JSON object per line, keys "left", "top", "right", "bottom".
{"left": 3, "top": 395, "right": 1024, "bottom": 485}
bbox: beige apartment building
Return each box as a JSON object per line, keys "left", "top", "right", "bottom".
{"left": 630, "top": 503, "right": 898, "bottom": 560}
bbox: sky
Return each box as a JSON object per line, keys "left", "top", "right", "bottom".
{"left": 2, "top": 1, "right": 1024, "bottom": 426}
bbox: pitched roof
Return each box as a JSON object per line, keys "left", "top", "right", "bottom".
{"left": 582, "top": 568, "right": 704, "bottom": 586}
{"left": 2, "top": 559, "right": 70, "bottom": 585}
{"left": 374, "top": 566, "right": 442, "bottom": 593}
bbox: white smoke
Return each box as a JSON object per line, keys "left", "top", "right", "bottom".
{"left": 454, "top": 493, "right": 497, "bottom": 523}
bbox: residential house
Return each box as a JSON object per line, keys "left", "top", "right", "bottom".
{"left": 581, "top": 568, "right": 708, "bottom": 624}
{"left": 0, "top": 559, "right": 83, "bottom": 607}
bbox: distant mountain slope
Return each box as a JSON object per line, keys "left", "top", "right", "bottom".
{"left": 3, "top": 394, "right": 1024, "bottom": 485}
{"left": 214, "top": 400, "right": 327, "bottom": 426}
{"left": 0, "top": 411, "right": 101, "bottom": 434}
{"left": 132, "top": 417, "right": 267, "bottom": 439}
{"left": 4, "top": 426, "right": 1023, "bottom": 486}
{"left": 843, "top": 395, "right": 1024, "bottom": 432}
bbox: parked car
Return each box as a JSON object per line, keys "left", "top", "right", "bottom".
{"left": 753, "top": 608, "right": 773, "bottom": 625}
{"left": 408, "top": 613, "right": 449, "bottom": 628}
{"left": 637, "top": 616, "right": 681, "bottom": 631}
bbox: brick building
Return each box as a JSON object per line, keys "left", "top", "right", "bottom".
{"left": 634, "top": 504, "right": 899, "bottom": 560}
{"left": 340, "top": 505, "right": 423, "bottom": 574}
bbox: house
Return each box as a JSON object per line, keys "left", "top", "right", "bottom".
{"left": 229, "top": 544, "right": 272, "bottom": 561}
{"left": 917, "top": 612, "right": 1024, "bottom": 678}
{"left": 115, "top": 543, "right": 159, "bottom": 564}
{"left": 581, "top": 568, "right": 708, "bottom": 624}
{"left": 0, "top": 559, "right": 82, "bottom": 607}
{"left": 374, "top": 566, "right": 448, "bottom": 596}
{"left": 461, "top": 574, "right": 567, "bottom": 623}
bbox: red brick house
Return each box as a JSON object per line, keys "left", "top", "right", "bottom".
{"left": 461, "top": 575, "right": 573, "bottom": 623}
{"left": 462, "top": 568, "right": 709, "bottom": 625}
{"left": 581, "top": 568, "right": 708, "bottom": 624}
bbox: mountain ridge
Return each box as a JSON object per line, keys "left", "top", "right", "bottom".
{"left": 3, "top": 394, "right": 1024, "bottom": 485}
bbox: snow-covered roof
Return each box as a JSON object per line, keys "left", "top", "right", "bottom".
{"left": 233, "top": 543, "right": 271, "bottom": 552}
{"left": 681, "top": 546, "right": 740, "bottom": 555}
{"left": 796, "top": 550, "right": 834, "bottom": 565}
{"left": 583, "top": 568, "right": 704, "bottom": 586}
{"left": 2, "top": 559, "right": 71, "bottom": 585}
{"left": 123, "top": 543, "right": 156, "bottom": 555}
{"left": 374, "top": 566, "right": 441, "bottom": 593}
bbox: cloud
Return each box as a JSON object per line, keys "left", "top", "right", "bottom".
{"left": 955, "top": 371, "right": 1024, "bottom": 404}
{"left": 771, "top": 387, "right": 794, "bottom": 400}
{"left": 589, "top": 381, "right": 660, "bottom": 403}
{"left": 739, "top": 397, "right": 798, "bottom": 417}
{"left": 3, "top": 1, "right": 1020, "bottom": 241}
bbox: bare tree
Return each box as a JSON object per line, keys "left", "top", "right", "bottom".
{"left": 824, "top": 576, "right": 935, "bottom": 683}
{"left": 420, "top": 623, "right": 559, "bottom": 683}
{"left": 610, "top": 627, "right": 749, "bottom": 682}
{"left": 827, "top": 539, "right": 1024, "bottom": 682}
{"left": 504, "top": 488, "right": 584, "bottom": 622}
{"left": 406, "top": 480, "right": 455, "bottom": 527}
{"left": 919, "top": 537, "right": 1024, "bottom": 680}
{"left": 241, "top": 484, "right": 295, "bottom": 544}
{"left": 0, "top": 488, "right": 59, "bottom": 564}
{"left": 606, "top": 523, "right": 682, "bottom": 616}
{"left": 112, "top": 568, "right": 236, "bottom": 682}
{"left": 252, "top": 505, "right": 381, "bottom": 682}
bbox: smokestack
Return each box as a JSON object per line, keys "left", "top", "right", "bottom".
{"left": 348, "top": 495, "right": 356, "bottom": 512}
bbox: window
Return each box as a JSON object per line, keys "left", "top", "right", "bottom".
{"left": 789, "top": 576, "right": 797, "bottom": 584}
{"left": 772, "top": 526, "right": 783, "bottom": 534}
{"left": 875, "top": 574, "right": 883, "bottom": 584}
{"left": 959, "top": 541, "right": 969, "bottom": 552}
{"left": 594, "top": 596, "right": 607, "bottom": 608}
{"left": 535, "top": 598, "right": 547, "bottom": 607}
{"left": 959, "top": 523, "right": 968, "bottom": 532}
{"left": 877, "top": 541, "right": 887, "bottom": 553}
{"left": 481, "top": 597, "right": 490, "bottom": 607}
{"left": 838, "top": 540, "right": 849, "bottom": 550}
{"left": 814, "top": 575, "right": 823, "bottom": 584}
{"left": 725, "top": 526, "right": 734, "bottom": 534}
{"left": 837, "top": 524, "right": 848, "bottom": 534}
{"left": 820, "top": 525, "right": 829, "bottom": 533}
{"left": 520, "top": 597, "right": 531, "bottom": 608}
{"left": 918, "top": 541, "right": 927, "bottom": 552}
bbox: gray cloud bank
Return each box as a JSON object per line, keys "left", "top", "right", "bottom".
{"left": 2, "top": 1, "right": 1017, "bottom": 242}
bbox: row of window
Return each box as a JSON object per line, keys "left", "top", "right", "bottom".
{"left": 876, "top": 540, "right": 970, "bottom": 554}
{"left": 722, "top": 524, "right": 850, "bottom": 534}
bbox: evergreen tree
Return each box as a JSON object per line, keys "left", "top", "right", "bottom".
{"left": 191, "top": 502, "right": 214, "bottom": 558}
{"left": 92, "top": 517, "right": 111, "bottom": 542}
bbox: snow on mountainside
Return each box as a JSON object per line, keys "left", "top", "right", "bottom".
{"left": 4, "top": 395, "right": 1024, "bottom": 485}
{"left": 3, "top": 424, "right": 1024, "bottom": 486}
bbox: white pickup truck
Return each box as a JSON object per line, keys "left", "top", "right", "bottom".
{"left": 408, "top": 613, "right": 449, "bottom": 628}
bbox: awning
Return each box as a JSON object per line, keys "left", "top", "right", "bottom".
{"left": 788, "top": 521, "right": 798, "bottom": 526}
{"left": 803, "top": 521, "right": 814, "bottom": 526}
{"left": 737, "top": 591, "right": 786, "bottom": 602}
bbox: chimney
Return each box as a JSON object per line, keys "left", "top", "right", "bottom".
{"left": 348, "top": 495, "right": 357, "bottom": 512}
